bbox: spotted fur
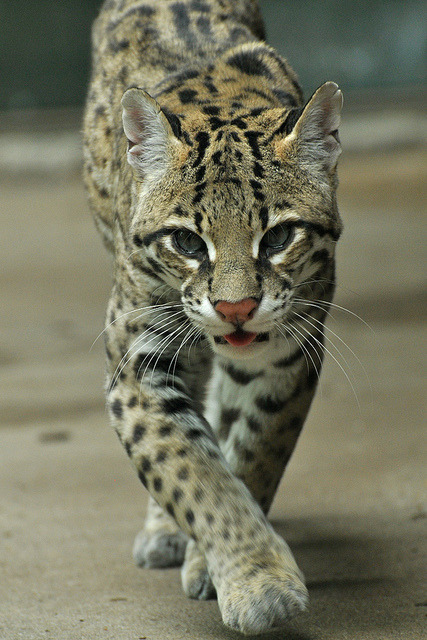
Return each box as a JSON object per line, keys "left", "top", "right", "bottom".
{"left": 84, "top": 0, "right": 343, "bottom": 635}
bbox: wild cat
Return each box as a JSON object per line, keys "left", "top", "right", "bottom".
{"left": 83, "top": 0, "right": 343, "bottom": 634}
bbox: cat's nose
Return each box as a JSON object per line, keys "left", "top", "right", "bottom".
{"left": 214, "top": 298, "right": 259, "bottom": 324}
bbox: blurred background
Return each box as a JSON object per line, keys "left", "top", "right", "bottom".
{"left": 1, "top": 0, "right": 426, "bottom": 110}
{"left": 0, "top": 2, "right": 426, "bottom": 639}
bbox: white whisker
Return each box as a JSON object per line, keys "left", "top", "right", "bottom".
{"left": 276, "top": 321, "right": 324, "bottom": 398}
{"left": 295, "top": 309, "right": 372, "bottom": 398}
{"left": 90, "top": 301, "right": 183, "bottom": 350}
{"left": 293, "top": 318, "right": 361, "bottom": 412}
{"left": 108, "top": 310, "right": 186, "bottom": 391}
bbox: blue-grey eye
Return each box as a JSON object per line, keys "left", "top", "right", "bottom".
{"left": 173, "top": 229, "right": 206, "bottom": 256}
{"left": 261, "top": 224, "right": 292, "bottom": 254}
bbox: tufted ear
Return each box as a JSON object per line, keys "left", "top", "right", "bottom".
{"left": 287, "top": 81, "right": 343, "bottom": 174}
{"left": 121, "top": 87, "right": 183, "bottom": 182}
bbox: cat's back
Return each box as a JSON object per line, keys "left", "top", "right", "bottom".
{"left": 83, "top": 0, "right": 267, "bottom": 249}
{"left": 89, "top": 0, "right": 265, "bottom": 100}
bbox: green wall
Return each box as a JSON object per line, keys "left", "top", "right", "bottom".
{"left": 0, "top": 0, "right": 425, "bottom": 110}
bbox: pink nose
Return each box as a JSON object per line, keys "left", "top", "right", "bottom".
{"left": 215, "top": 298, "right": 258, "bottom": 324}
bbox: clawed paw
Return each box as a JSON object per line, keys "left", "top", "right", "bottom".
{"left": 217, "top": 565, "right": 308, "bottom": 635}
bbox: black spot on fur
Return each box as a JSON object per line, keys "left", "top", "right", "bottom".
{"left": 259, "top": 206, "right": 268, "bottom": 230}
{"left": 159, "top": 425, "right": 173, "bottom": 437}
{"left": 170, "top": 2, "right": 192, "bottom": 41}
{"left": 255, "top": 395, "right": 286, "bottom": 414}
{"left": 231, "top": 118, "right": 247, "bottom": 130}
{"left": 195, "top": 165, "right": 206, "bottom": 182}
{"left": 253, "top": 162, "right": 264, "bottom": 178}
{"left": 194, "top": 210, "right": 203, "bottom": 233}
{"left": 255, "top": 332, "right": 269, "bottom": 343}
{"left": 138, "top": 471, "right": 147, "bottom": 487}
{"left": 250, "top": 179, "right": 262, "bottom": 191}
{"left": 193, "top": 131, "right": 210, "bottom": 167}
{"left": 295, "top": 220, "right": 340, "bottom": 241}
{"left": 173, "top": 487, "right": 183, "bottom": 502}
{"left": 191, "top": 0, "right": 210, "bottom": 11}
{"left": 111, "top": 399, "right": 123, "bottom": 418}
{"left": 209, "top": 116, "right": 226, "bottom": 130}
{"left": 146, "top": 257, "right": 164, "bottom": 273}
{"left": 204, "top": 79, "right": 218, "bottom": 94}
{"left": 194, "top": 488, "right": 204, "bottom": 503}
{"left": 269, "top": 108, "right": 304, "bottom": 140}
{"left": 222, "top": 363, "right": 262, "bottom": 385}
{"left": 212, "top": 150, "right": 222, "bottom": 164}
{"left": 272, "top": 89, "right": 298, "bottom": 107}
{"left": 141, "top": 457, "right": 152, "bottom": 473}
{"left": 109, "top": 38, "right": 130, "bottom": 53}
{"left": 133, "top": 423, "right": 146, "bottom": 443}
{"left": 156, "top": 450, "right": 168, "bottom": 463}
{"left": 185, "top": 509, "right": 195, "bottom": 526}
{"left": 196, "top": 16, "right": 212, "bottom": 36}
{"left": 178, "top": 466, "right": 189, "bottom": 480}
{"left": 187, "top": 428, "right": 205, "bottom": 439}
{"left": 227, "top": 51, "right": 273, "bottom": 79}
{"left": 179, "top": 88, "right": 198, "bottom": 104}
{"left": 219, "top": 407, "right": 240, "bottom": 440}
{"left": 247, "top": 416, "right": 262, "bottom": 433}
{"left": 203, "top": 105, "right": 220, "bottom": 116}
{"left": 162, "top": 107, "right": 183, "bottom": 138}
{"left": 153, "top": 477, "right": 163, "bottom": 492}
{"left": 244, "top": 130, "right": 262, "bottom": 159}
{"left": 162, "top": 396, "right": 192, "bottom": 415}
{"left": 312, "top": 249, "right": 330, "bottom": 264}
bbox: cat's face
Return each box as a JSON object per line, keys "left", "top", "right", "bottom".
{"left": 129, "top": 167, "right": 339, "bottom": 361}
{"left": 122, "top": 84, "right": 342, "bottom": 359}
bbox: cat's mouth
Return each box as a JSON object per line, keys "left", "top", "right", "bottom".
{"left": 224, "top": 328, "right": 257, "bottom": 347}
{"left": 213, "top": 329, "right": 270, "bottom": 347}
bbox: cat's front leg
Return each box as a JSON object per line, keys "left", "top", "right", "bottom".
{"left": 107, "top": 349, "right": 307, "bottom": 634}
{"left": 182, "top": 353, "right": 318, "bottom": 607}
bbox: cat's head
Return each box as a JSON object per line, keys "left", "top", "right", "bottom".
{"left": 121, "top": 82, "right": 343, "bottom": 359}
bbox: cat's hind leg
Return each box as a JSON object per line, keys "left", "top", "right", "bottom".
{"left": 133, "top": 495, "right": 188, "bottom": 568}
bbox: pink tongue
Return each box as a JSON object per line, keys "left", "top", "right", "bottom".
{"left": 224, "top": 330, "right": 257, "bottom": 347}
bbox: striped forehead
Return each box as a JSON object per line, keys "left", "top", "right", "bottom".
{"left": 187, "top": 126, "right": 271, "bottom": 232}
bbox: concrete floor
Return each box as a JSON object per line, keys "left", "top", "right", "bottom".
{"left": 0, "top": 146, "right": 426, "bottom": 639}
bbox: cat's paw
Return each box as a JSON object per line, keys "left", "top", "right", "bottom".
{"left": 181, "top": 539, "right": 216, "bottom": 600}
{"left": 217, "top": 562, "right": 308, "bottom": 635}
{"left": 133, "top": 528, "right": 188, "bottom": 568}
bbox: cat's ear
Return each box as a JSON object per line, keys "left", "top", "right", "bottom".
{"left": 121, "top": 88, "right": 184, "bottom": 182}
{"left": 285, "top": 82, "right": 343, "bottom": 174}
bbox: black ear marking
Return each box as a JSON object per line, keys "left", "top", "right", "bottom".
{"left": 121, "top": 87, "right": 186, "bottom": 180}
{"left": 162, "top": 107, "right": 183, "bottom": 139}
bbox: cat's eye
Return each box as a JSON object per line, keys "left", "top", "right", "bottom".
{"left": 260, "top": 224, "right": 292, "bottom": 255}
{"left": 173, "top": 229, "right": 206, "bottom": 256}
